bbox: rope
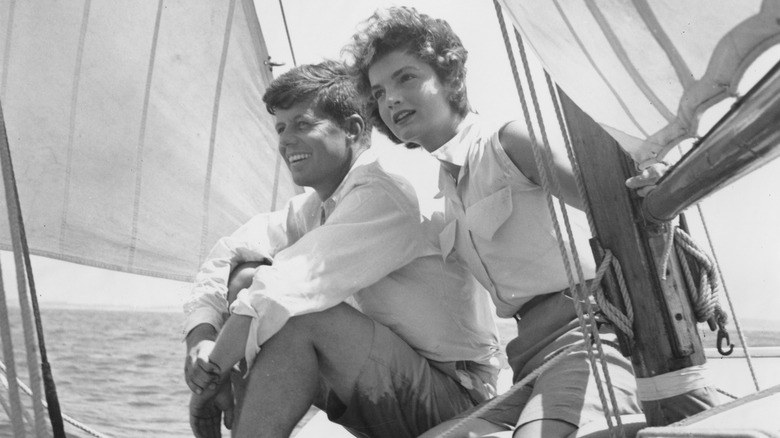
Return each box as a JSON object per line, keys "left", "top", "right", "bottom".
{"left": 277, "top": 0, "right": 298, "bottom": 67}
{"left": 436, "top": 344, "right": 586, "bottom": 438}
{"left": 546, "top": 73, "right": 597, "bottom": 237}
{"left": 0, "top": 361, "right": 111, "bottom": 438}
{"left": 696, "top": 204, "right": 761, "bottom": 391}
{"left": 1, "top": 98, "right": 50, "bottom": 438}
{"left": 671, "top": 227, "right": 722, "bottom": 323}
{"left": 492, "top": 2, "right": 625, "bottom": 436}
{"left": 513, "top": 21, "right": 626, "bottom": 438}
{"left": 0, "top": 261, "right": 26, "bottom": 438}
{"left": 590, "top": 251, "right": 634, "bottom": 339}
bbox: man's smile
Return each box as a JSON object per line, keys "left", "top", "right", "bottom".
{"left": 287, "top": 153, "right": 311, "bottom": 165}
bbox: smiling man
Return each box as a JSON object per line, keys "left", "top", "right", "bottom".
{"left": 182, "top": 60, "right": 501, "bottom": 438}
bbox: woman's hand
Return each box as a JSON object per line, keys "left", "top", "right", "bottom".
{"left": 625, "top": 162, "right": 669, "bottom": 197}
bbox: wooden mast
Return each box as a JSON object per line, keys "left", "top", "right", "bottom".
{"left": 557, "top": 90, "right": 720, "bottom": 427}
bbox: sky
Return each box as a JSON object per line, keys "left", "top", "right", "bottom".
{"left": 2, "top": 0, "right": 778, "bottom": 327}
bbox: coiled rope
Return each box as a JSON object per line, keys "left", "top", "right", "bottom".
{"left": 0, "top": 360, "right": 111, "bottom": 438}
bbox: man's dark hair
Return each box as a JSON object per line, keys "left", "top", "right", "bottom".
{"left": 263, "top": 60, "right": 372, "bottom": 146}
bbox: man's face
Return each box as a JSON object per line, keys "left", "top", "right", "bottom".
{"left": 275, "top": 101, "right": 353, "bottom": 199}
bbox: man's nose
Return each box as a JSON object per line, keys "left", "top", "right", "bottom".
{"left": 278, "top": 130, "right": 296, "bottom": 150}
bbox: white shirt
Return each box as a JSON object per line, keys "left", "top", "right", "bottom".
{"left": 431, "top": 114, "right": 596, "bottom": 318}
{"left": 183, "top": 150, "right": 501, "bottom": 370}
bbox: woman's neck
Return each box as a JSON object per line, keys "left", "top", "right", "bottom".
{"left": 419, "top": 113, "right": 468, "bottom": 154}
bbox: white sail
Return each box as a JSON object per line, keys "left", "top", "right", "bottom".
{"left": 498, "top": 0, "right": 780, "bottom": 164}
{"left": 0, "top": 0, "right": 299, "bottom": 281}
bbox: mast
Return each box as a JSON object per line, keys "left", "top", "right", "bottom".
{"left": 557, "top": 90, "right": 720, "bottom": 426}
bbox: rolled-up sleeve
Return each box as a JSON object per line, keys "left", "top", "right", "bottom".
{"left": 231, "top": 181, "right": 423, "bottom": 365}
{"left": 182, "top": 210, "right": 288, "bottom": 337}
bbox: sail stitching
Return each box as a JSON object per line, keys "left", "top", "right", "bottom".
{"left": 550, "top": 0, "right": 649, "bottom": 138}
{"left": 127, "top": 0, "right": 165, "bottom": 269}
{"left": 632, "top": 0, "right": 695, "bottom": 88}
{"left": 58, "top": 0, "right": 92, "bottom": 255}
{"left": 585, "top": 1, "right": 676, "bottom": 122}
{"left": 199, "top": 0, "right": 238, "bottom": 264}
{"left": 0, "top": 0, "right": 15, "bottom": 98}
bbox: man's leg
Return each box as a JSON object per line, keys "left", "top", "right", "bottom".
{"left": 232, "top": 302, "right": 375, "bottom": 438}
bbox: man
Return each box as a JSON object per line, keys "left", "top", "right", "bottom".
{"left": 182, "top": 60, "right": 501, "bottom": 438}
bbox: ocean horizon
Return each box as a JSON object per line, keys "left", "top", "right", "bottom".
{"left": 1, "top": 306, "right": 779, "bottom": 437}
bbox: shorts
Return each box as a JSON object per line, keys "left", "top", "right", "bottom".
{"left": 319, "top": 319, "right": 497, "bottom": 438}
{"left": 506, "top": 322, "right": 640, "bottom": 429}
{"left": 462, "top": 291, "right": 641, "bottom": 431}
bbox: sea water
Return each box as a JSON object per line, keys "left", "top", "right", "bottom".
{"left": 2, "top": 308, "right": 779, "bottom": 437}
{"left": 1, "top": 308, "right": 192, "bottom": 437}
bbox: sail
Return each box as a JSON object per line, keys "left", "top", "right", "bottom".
{"left": 498, "top": 0, "right": 780, "bottom": 164}
{"left": 0, "top": 0, "right": 299, "bottom": 281}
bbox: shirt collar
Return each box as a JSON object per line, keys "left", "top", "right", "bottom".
{"left": 320, "top": 148, "right": 376, "bottom": 219}
{"left": 429, "top": 112, "right": 480, "bottom": 167}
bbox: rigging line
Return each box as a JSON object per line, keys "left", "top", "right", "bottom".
{"left": 0, "top": 361, "right": 110, "bottom": 438}
{"left": 493, "top": 2, "right": 623, "bottom": 435}
{"left": 0, "top": 101, "right": 50, "bottom": 437}
{"left": 0, "top": 369, "right": 37, "bottom": 435}
{"left": 59, "top": 0, "right": 92, "bottom": 255}
{"left": 0, "top": 257, "right": 25, "bottom": 438}
{"left": 127, "top": 0, "right": 165, "bottom": 269}
{"left": 550, "top": 0, "right": 649, "bottom": 138}
{"left": 695, "top": 203, "right": 761, "bottom": 391}
{"left": 547, "top": 74, "right": 597, "bottom": 236}
{"left": 584, "top": 1, "right": 676, "bottom": 122}
{"left": 511, "top": 24, "right": 625, "bottom": 437}
{"left": 0, "top": 0, "right": 16, "bottom": 98}
{"left": 277, "top": 0, "right": 298, "bottom": 66}
{"left": 199, "top": 0, "right": 238, "bottom": 265}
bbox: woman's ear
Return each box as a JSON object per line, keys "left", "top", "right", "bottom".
{"left": 344, "top": 114, "right": 365, "bottom": 142}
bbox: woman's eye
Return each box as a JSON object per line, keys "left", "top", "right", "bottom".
{"left": 400, "top": 73, "right": 415, "bottom": 82}
{"left": 372, "top": 89, "right": 385, "bottom": 100}
{"left": 275, "top": 125, "right": 285, "bottom": 135}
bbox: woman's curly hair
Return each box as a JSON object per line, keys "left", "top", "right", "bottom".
{"left": 344, "top": 7, "right": 469, "bottom": 147}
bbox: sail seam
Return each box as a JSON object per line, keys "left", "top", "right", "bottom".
{"left": 199, "top": 0, "right": 237, "bottom": 265}
{"left": 127, "top": 0, "right": 165, "bottom": 269}
{"left": 585, "top": 1, "right": 676, "bottom": 122}
{"left": 633, "top": 0, "right": 695, "bottom": 88}
{"left": 0, "top": 0, "right": 16, "bottom": 98}
{"left": 550, "top": 0, "right": 649, "bottom": 137}
{"left": 58, "top": 0, "right": 92, "bottom": 255}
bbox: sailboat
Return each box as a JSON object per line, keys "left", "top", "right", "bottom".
{"left": 1, "top": 0, "right": 779, "bottom": 437}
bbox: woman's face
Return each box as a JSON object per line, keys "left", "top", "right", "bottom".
{"left": 367, "top": 50, "right": 459, "bottom": 152}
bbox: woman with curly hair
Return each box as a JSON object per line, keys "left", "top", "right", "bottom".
{"left": 345, "top": 7, "right": 649, "bottom": 438}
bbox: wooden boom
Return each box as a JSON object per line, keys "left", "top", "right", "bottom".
{"left": 644, "top": 61, "right": 780, "bottom": 223}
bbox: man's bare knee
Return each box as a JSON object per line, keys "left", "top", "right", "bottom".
{"left": 227, "top": 261, "right": 265, "bottom": 304}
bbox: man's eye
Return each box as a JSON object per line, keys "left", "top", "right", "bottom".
{"left": 296, "top": 121, "right": 311, "bottom": 130}
{"left": 400, "top": 73, "right": 415, "bottom": 82}
{"left": 275, "top": 126, "right": 285, "bottom": 134}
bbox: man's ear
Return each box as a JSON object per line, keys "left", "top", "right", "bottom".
{"left": 344, "top": 114, "right": 365, "bottom": 142}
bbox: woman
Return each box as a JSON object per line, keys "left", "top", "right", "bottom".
{"left": 345, "top": 7, "right": 654, "bottom": 438}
